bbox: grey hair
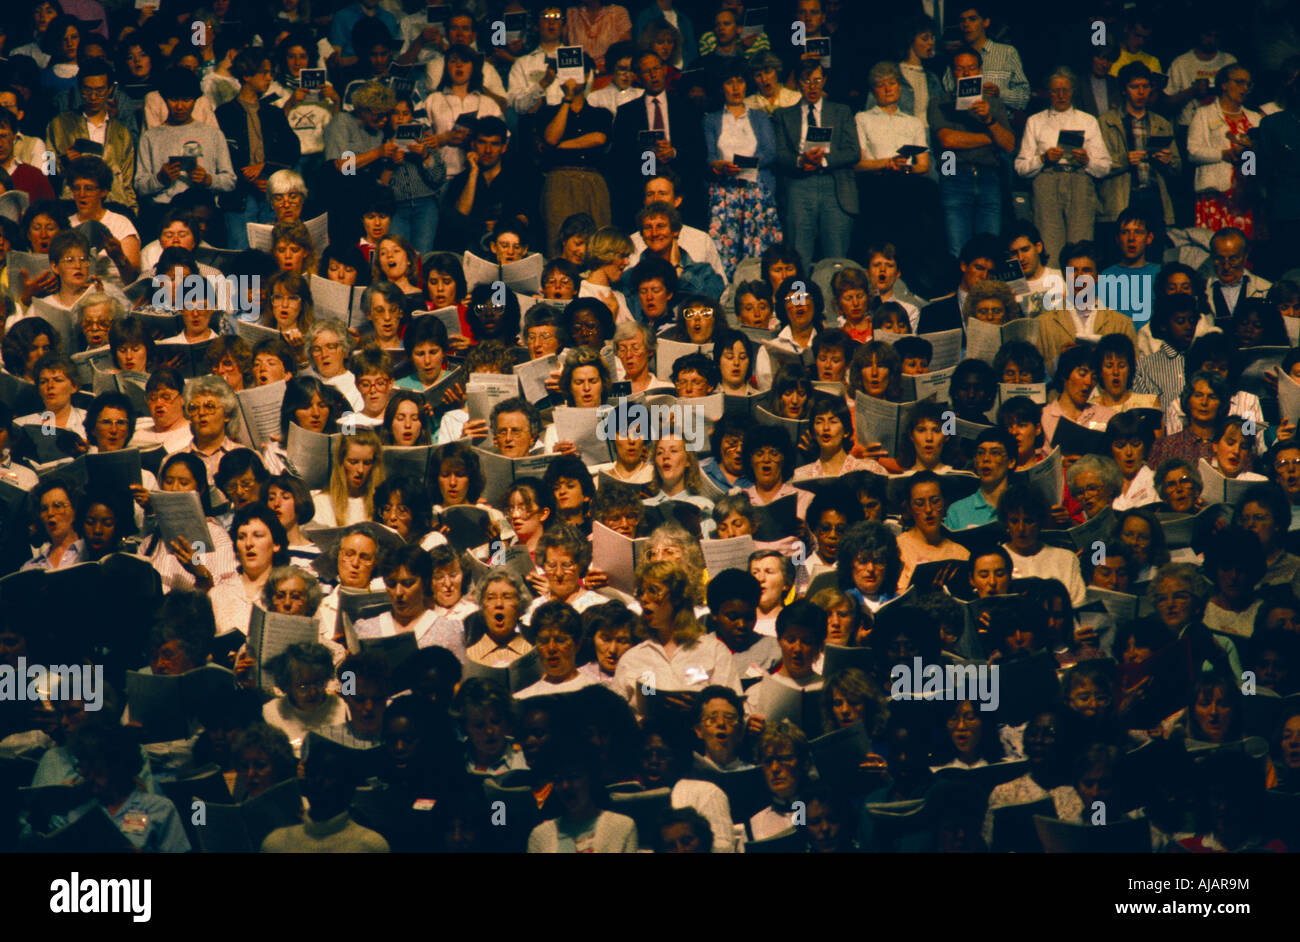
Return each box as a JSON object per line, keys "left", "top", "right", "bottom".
{"left": 1066, "top": 453, "right": 1123, "bottom": 498}
{"left": 73, "top": 290, "right": 124, "bottom": 324}
{"left": 184, "top": 374, "right": 239, "bottom": 434}
{"left": 304, "top": 318, "right": 355, "bottom": 357}
{"left": 868, "top": 61, "right": 902, "bottom": 88}
{"left": 1145, "top": 561, "right": 1211, "bottom": 609}
{"left": 267, "top": 169, "right": 308, "bottom": 198}
{"left": 614, "top": 319, "right": 656, "bottom": 351}
{"left": 473, "top": 565, "right": 533, "bottom": 610}
{"left": 648, "top": 522, "right": 706, "bottom": 582}
{"left": 713, "top": 492, "right": 757, "bottom": 524}
{"left": 262, "top": 564, "right": 323, "bottom": 616}
{"left": 1046, "top": 65, "right": 1078, "bottom": 91}
{"left": 360, "top": 280, "right": 407, "bottom": 316}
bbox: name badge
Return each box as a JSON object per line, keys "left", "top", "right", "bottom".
{"left": 121, "top": 812, "right": 149, "bottom": 834}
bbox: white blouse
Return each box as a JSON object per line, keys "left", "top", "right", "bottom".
{"left": 422, "top": 90, "right": 504, "bottom": 178}
{"left": 717, "top": 109, "right": 759, "bottom": 183}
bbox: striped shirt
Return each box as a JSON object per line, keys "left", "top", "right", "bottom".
{"left": 942, "top": 38, "right": 1031, "bottom": 111}
{"left": 698, "top": 30, "right": 770, "bottom": 58}
{"left": 1132, "top": 342, "right": 1186, "bottom": 410}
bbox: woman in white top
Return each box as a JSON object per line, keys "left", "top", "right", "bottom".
{"left": 515, "top": 597, "right": 600, "bottom": 700}
{"left": 929, "top": 699, "right": 1003, "bottom": 772}
{"left": 353, "top": 544, "right": 468, "bottom": 660}
{"left": 261, "top": 641, "right": 348, "bottom": 755}
{"left": 522, "top": 524, "right": 607, "bottom": 623}
{"left": 422, "top": 44, "right": 504, "bottom": 179}
{"left": 209, "top": 504, "right": 293, "bottom": 636}
{"left": 139, "top": 452, "right": 239, "bottom": 592}
{"left": 16, "top": 354, "right": 87, "bottom": 440}
{"left": 580, "top": 227, "right": 634, "bottom": 325}
{"left": 755, "top": 276, "right": 821, "bottom": 388}
{"left": 311, "top": 428, "right": 384, "bottom": 527}
{"left": 22, "top": 479, "right": 85, "bottom": 571}
{"left": 66, "top": 155, "right": 141, "bottom": 285}
{"left": 646, "top": 436, "right": 716, "bottom": 531}
{"left": 303, "top": 318, "right": 362, "bottom": 411}
{"left": 265, "top": 375, "right": 342, "bottom": 477}
{"left": 744, "top": 600, "right": 826, "bottom": 730}
{"left": 1001, "top": 485, "right": 1087, "bottom": 608}
{"left": 612, "top": 320, "right": 668, "bottom": 394}
{"left": 614, "top": 560, "right": 742, "bottom": 719}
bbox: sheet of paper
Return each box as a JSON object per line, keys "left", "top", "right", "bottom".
{"left": 235, "top": 380, "right": 286, "bottom": 450}
{"left": 700, "top": 535, "right": 756, "bottom": 576}
{"left": 149, "top": 489, "right": 210, "bottom": 550}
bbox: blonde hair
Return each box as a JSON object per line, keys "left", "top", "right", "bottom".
{"left": 634, "top": 559, "right": 704, "bottom": 644}
{"left": 585, "top": 227, "right": 634, "bottom": 268}
{"left": 327, "top": 428, "right": 385, "bottom": 525}
{"left": 963, "top": 279, "right": 1021, "bottom": 321}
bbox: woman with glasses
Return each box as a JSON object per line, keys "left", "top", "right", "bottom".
{"left": 178, "top": 375, "right": 245, "bottom": 487}
{"left": 749, "top": 719, "right": 813, "bottom": 841}
{"left": 504, "top": 477, "right": 554, "bottom": 564}
{"left": 523, "top": 524, "right": 606, "bottom": 623}
{"left": 304, "top": 318, "right": 363, "bottom": 410}
{"left": 516, "top": 599, "right": 599, "bottom": 700}
{"left": 266, "top": 169, "right": 310, "bottom": 226}
{"left": 22, "top": 478, "right": 85, "bottom": 571}
{"left": 65, "top": 155, "right": 141, "bottom": 286}
{"left": 373, "top": 476, "right": 441, "bottom": 551}
{"left": 262, "top": 642, "right": 348, "bottom": 753}
{"left": 1153, "top": 457, "right": 1205, "bottom": 515}
{"left": 614, "top": 560, "right": 741, "bottom": 721}
{"left": 1188, "top": 64, "right": 1261, "bottom": 236}
{"left": 258, "top": 270, "right": 314, "bottom": 363}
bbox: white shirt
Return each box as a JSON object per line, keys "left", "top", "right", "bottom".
{"left": 629, "top": 226, "right": 726, "bottom": 279}
{"left": 612, "top": 634, "right": 743, "bottom": 718}
{"left": 1005, "top": 544, "right": 1086, "bottom": 608}
{"left": 422, "top": 90, "right": 503, "bottom": 177}
{"left": 643, "top": 91, "right": 671, "bottom": 134}
{"left": 354, "top": 608, "right": 468, "bottom": 660}
{"left": 507, "top": 45, "right": 591, "bottom": 113}
{"left": 798, "top": 98, "right": 828, "bottom": 167}
{"left": 16, "top": 407, "right": 87, "bottom": 440}
{"left": 1113, "top": 464, "right": 1160, "bottom": 511}
{"left": 1166, "top": 49, "right": 1236, "bottom": 126}
{"left": 717, "top": 108, "right": 760, "bottom": 183}
{"left": 671, "top": 778, "right": 736, "bottom": 852}
{"left": 855, "top": 105, "right": 927, "bottom": 162}
{"left": 422, "top": 49, "right": 507, "bottom": 99}
{"left": 1014, "top": 107, "right": 1110, "bottom": 179}
{"left": 310, "top": 493, "right": 367, "bottom": 527}
{"left": 131, "top": 419, "right": 193, "bottom": 454}
{"left": 515, "top": 672, "right": 600, "bottom": 700}
{"left": 588, "top": 84, "right": 643, "bottom": 117}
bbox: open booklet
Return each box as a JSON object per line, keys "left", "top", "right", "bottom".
{"left": 655, "top": 339, "right": 713, "bottom": 379}
{"left": 248, "top": 212, "right": 328, "bottom": 253}
{"left": 29, "top": 298, "right": 78, "bottom": 355}
{"left": 964, "top": 317, "right": 1039, "bottom": 365}
{"left": 248, "top": 605, "right": 319, "bottom": 693}
{"left": 1156, "top": 502, "right": 1230, "bottom": 549}
{"left": 462, "top": 648, "right": 543, "bottom": 693}
{"left": 383, "top": 444, "right": 436, "bottom": 482}
{"left": 309, "top": 274, "right": 368, "bottom": 330}
{"left": 194, "top": 778, "right": 305, "bottom": 853}
{"left": 553, "top": 405, "right": 616, "bottom": 465}
{"left": 440, "top": 504, "right": 494, "bottom": 551}
{"left": 900, "top": 366, "right": 955, "bottom": 403}
{"left": 148, "top": 488, "right": 210, "bottom": 550}
{"left": 1197, "top": 458, "right": 1259, "bottom": 506}
{"left": 1279, "top": 371, "right": 1300, "bottom": 425}
{"left": 124, "top": 664, "right": 237, "bottom": 743}
{"left": 854, "top": 391, "right": 935, "bottom": 456}
{"left": 465, "top": 372, "right": 521, "bottom": 423}
{"left": 513, "top": 353, "right": 557, "bottom": 407}
{"left": 234, "top": 320, "right": 283, "bottom": 346}
{"left": 232, "top": 380, "right": 286, "bottom": 450}
{"left": 412, "top": 304, "right": 465, "bottom": 340}
{"left": 473, "top": 448, "right": 556, "bottom": 505}
{"left": 1010, "top": 446, "right": 1063, "bottom": 507}
{"left": 699, "top": 534, "right": 756, "bottom": 576}
{"left": 285, "top": 423, "right": 341, "bottom": 489}
{"left": 591, "top": 519, "right": 651, "bottom": 594}
{"left": 84, "top": 448, "right": 142, "bottom": 493}
{"left": 462, "top": 251, "right": 544, "bottom": 294}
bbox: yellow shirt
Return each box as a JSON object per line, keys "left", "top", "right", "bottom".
{"left": 1110, "top": 50, "right": 1161, "bottom": 77}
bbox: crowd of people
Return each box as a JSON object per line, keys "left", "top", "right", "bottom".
{"left": 0, "top": 0, "right": 1299, "bottom": 854}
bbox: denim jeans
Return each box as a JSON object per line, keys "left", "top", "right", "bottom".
{"left": 224, "top": 191, "right": 274, "bottom": 251}
{"left": 940, "top": 165, "right": 1003, "bottom": 257}
{"left": 388, "top": 195, "right": 440, "bottom": 254}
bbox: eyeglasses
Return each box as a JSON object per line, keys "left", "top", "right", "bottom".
{"left": 682, "top": 309, "right": 712, "bottom": 321}
{"left": 42, "top": 501, "right": 71, "bottom": 512}
{"left": 310, "top": 342, "right": 343, "bottom": 356}
{"left": 506, "top": 503, "right": 538, "bottom": 518}
{"left": 544, "top": 560, "right": 578, "bottom": 574}
{"left": 702, "top": 711, "right": 739, "bottom": 727}
{"left": 484, "top": 591, "right": 518, "bottom": 604}
{"left": 271, "top": 193, "right": 305, "bottom": 204}
{"left": 147, "top": 391, "right": 179, "bottom": 405}
{"left": 357, "top": 378, "right": 390, "bottom": 392}
{"left": 186, "top": 401, "right": 221, "bottom": 416}
{"left": 799, "top": 77, "right": 825, "bottom": 87}
{"left": 763, "top": 753, "right": 799, "bottom": 767}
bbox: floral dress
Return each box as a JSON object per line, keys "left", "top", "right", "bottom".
{"left": 1195, "top": 109, "right": 1255, "bottom": 236}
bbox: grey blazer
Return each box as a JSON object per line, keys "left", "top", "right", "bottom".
{"left": 772, "top": 99, "right": 860, "bottom": 215}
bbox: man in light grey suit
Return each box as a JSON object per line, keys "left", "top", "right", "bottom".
{"left": 773, "top": 62, "right": 860, "bottom": 267}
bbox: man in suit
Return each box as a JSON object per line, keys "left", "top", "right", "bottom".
{"left": 1037, "top": 240, "right": 1137, "bottom": 371}
{"left": 917, "top": 232, "right": 1001, "bottom": 334}
{"left": 611, "top": 51, "right": 705, "bottom": 229}
{"left": 1076, "top": 40, "right": 1120, "bottom": 118}
{"left": 1204, "top": 228, "right": 1273, "bottom": 323}
{"left": 215, "top": 50, "right": 302, "bottom": 250}
{"left": 772, "top": 62, "right": 859, "bottom": 268}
